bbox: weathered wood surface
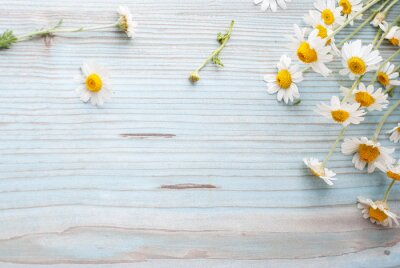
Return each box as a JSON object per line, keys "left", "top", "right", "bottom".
{"left": 0, "top": 0, "right": 399, "bottom": 266}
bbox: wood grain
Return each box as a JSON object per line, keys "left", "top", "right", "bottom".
{"left": 0, "top": 0, "right": 399, "bottom": 266}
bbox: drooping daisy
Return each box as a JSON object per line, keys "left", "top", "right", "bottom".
{"left": 264, "top": 55, "right": 303, "bottom": 103}
{"left": 339, "top": 40, "right": 382, "bottom": 80}
{"left": 371, "top": 12, "right": 386, "bottom": 28}
{"left": 388, "top": 123, "right": 400, "bottom": 143}
{"left": 377, "top": 62, "right": 400, "bottom": 89}
{"left": 341, "top": 83, "right": 388, "bottom": 112}
{"left": 380, "top": 22, "right": 400, "bottom": 47}
{"left": 117, "top": 6, "right": 137, "bottom": 38}
{"left": 254, "top": 0, "right": 291, "bottom": 12}
{"left": 313, "top": 0, "right": 345, "bottom": 27}
{"left": 357, "top": 197, "right": 399, "bottom": 227}
{"left": 316, "top": 96, "right": 365, "bottom": 126}
{"left": 338, "top": 0, "right": 363, "bottom": 25}
{"left": 341, "top": 137, "right": 395, "bottom": 173}
{"left": 303, "top": 158, "right": 337, "bottom": 185}
{"left": 376, "top": 160, "right": 400, "bottom": 182}
{"left": 304, "top": 11, "right": 340, "bottom": 55}
{"left": 289, "top": 24, "right": 333, "bottom": 77}
{"left": 75, "top": 61, "right": 112, "bottom": 106}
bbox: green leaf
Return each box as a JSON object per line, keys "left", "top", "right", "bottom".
{"left": 0, "top": 30, "right": 17, "bottom": 49}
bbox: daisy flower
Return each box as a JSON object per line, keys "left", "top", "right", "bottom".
{"left": 264, "top": 55, "right": 303, "bottom": 103}
{"left": 377, "top": 62, "right": 400, "bottom": 89}
{"left": 357, "top": 197, "right": 399, "bottom": 227}
{"left": 339, "top": 40, "right": 382, "bottom": 80}
{"left": 75, "top": 61, "right": 112, "bottom": 106}
{"left": 380, "top": 22, "right": 400, "bottom": 47}
{"left": 376, "top": 160, "right": 400, "bottom": 182}
{"left": 341, "top": 83, "right": 388, "bottom": 112}
{"left": 117, "top": 6, "right": 137, "bottom": 38}
{"left": 371, "top": 12, "right": 386, "bottom": 28}
{"left": 341, "top": 137, "right": 395, "bottom": 173}
{"left": 388, "top": 123, "right": 400, "bottom": 143}
{"left": 313, "top": 0, "right": 345, "bottom": 27}
{"left": 303, "top": 158, "right": 337, "bottom": 185}
{"left": 316, "top": 96, "right": 365, "bottom": 127}
{"left": 338, "top": 0, "right": 363, "bottom": 25}
{"left": 289, "top": 24, "right": 333, "bottom": 77}
{"left": 304, "top": 11, "right": 340, "bottom": 55}
{"left": 254, "top": 0, "right": 291, "bottom": 12}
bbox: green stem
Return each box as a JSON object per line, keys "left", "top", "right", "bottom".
{"left": 375, "top": 14, "right": 400, "bottom": 49}
{"left": 195, "top": 20, "right": 234, "bottom": 72}
{"left": 382, "top": 0, "right": 400, "bottom": 14}
{"left": 343, "top": 76, "right": 363, "bottom": 103}
{"left": 372, "top": 99, "right": 400, "bottom": 142}
{"left": 327, "top": 0, "right": 382, "bottom": 40}
{"left": 383, "top": 179, "right": 396, "bottom": 202}
{"left": 322, "top": 126, "right": 347, "bottom": 167}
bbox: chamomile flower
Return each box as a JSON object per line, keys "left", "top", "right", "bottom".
{"left": 304, "top": 11, "right": 340, "bottom": 55}
{"left": 341, "top": 83, "right": 388, "bottom": 112}
{"left": 316, "top": 96, "right": 365, "bottom": 126}
{"left": 357, "top": 197, "right": 399, "bottom": 227}
{"left": 338, "top": 0, "right": 363, "bottom": 25}
{"left": 341, "top": 137, "right": 395, "bottom": 173}
{"left": 117, "top": 6, "right": 137, "bottom": 38}
{"left": 388, "top": 123, "right": 400, "bottom": 143}
{"left": 380, "top": 22, "right": 400, "bottom": 47}
{"left": 75, "top": 61, "right": 112, "bottom": 106}
{"left": 289, "top": 24, "right": 333, "bottom": 77}
{"left": 264, "top": 55, "right": 303, "bottom": 103}
{"left": 377, "top": 62, "right": 400, "bottom": 89}
{"left": 313, "top": 0, "right": 345, "bottom": 27}
{"left": 254, "top": 0, "right": 291, "bottom": 12}
{"left": 303, "top": 158, "right": 337, "bottom": 185}
{"left": 376, "top": 160, "right": 400, "bottom": 182}
{"left": 371, "top": 12, "right": 386, "bottom": 28}
{"left": 339, "top": 40, "right": 382, "bottom": 80}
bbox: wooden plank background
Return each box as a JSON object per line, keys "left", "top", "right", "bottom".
{"left": 0, "top": 0, "right": 399, "bottom": 266}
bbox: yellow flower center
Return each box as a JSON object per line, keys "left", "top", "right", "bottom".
{"left": 85, "top": 74, "right": 103, "bottom": 92}
{"left": 276, "top": 70, "right": 292, "bottom": 89}
{"left": 321, "top": 9, "right": 335, "bottom": 25}
{"left": 297, "top": 42, "right": 318, "bottom": 63}
{"left": 390, "top": 38, "right": 399, "bottom": 46}
{"left": 310, "top": 168, "right": 321, "bottom": 177}
{"left": 331, "top": 110, "right": 350, "bottom": 123}
{"left": 354, "top": 91, "right": 375, "bottom": 107}
{"left": 315, "top": 24, "right": 332, "bottom": 45}
{"left": 347, "top": 57, "right": 366, "bottom": 75}
{"left": 118, "top": 15, "right": 129, "bottom": 32}
{"left": 358, "top": 144, "right": 380, "bottom": 163}
{"left": 387, "top": 171, "right": 400, "bottom": 181}
{"left": 397, "top": 127, "right": 400, "bottom": 133}
{"left": 339, "top": 0, "right": 352, "bottom": 14}
{"left": 377, "top": 72, "right": 390, "bottom": 86}
{"left": 369, "top": 201, "right": 388, "bottom": 222}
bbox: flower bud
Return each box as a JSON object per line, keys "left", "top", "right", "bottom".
{"left": 188, "top": 71, "right": 200, "bottom": 83}
{"left": 371, "top": 12, "right": 386, "bottom": 27}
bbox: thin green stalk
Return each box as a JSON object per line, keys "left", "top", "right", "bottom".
{"left": 372, "top": 99, "right": 400, "bottom": 142}
{"left": 382, "top": 0, "right": 400, "bottom": 14}
{"left": 322, "top": 126, "right": 347, "bottom": 167}
{"left": 343, "top": 76, "right": 363, "bottom": 103}
{"left": 383, "top": 179, "right": 396, "bottom": 202}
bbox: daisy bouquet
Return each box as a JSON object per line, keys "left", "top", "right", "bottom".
{"left": 265, "top": 0, "right": 400, "bottom": 227}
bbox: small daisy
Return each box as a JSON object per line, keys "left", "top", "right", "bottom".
{"left": 289, "top": 24, "right": 333, "bottom": 77}
{"left": 75, "top": 61, "right": 112, "bottom": 106}
{"left": 313, "top": 0, "right": 345, "bottom": 27}
{"left": 338, "top": 0, "right": 363, "bottom": 25}
{"left": 357, "top": 197, "right": 399, "bottom": 227}
{"left": 376, "top": 160, "right": 400, "bottom": 182}
{"left": 377, "top": 62, "right": 400, "bottom": 89}
{"left": 316, "top": 96, "right": 366, "bottom": 126}
{"left": 303, "top": 158, "right": 337, "bottom": 185}
{"left": 341, "top": 83, "right": 388, "bottom": 112}
{"left": 304, "top": 11, "right": 340, "bottom": 55}
{"left": 380, "top": 22, "right": 400, "bottom": 47}
{"left": 254, "top": 0, "right": 291, "bottom": 12}
{"left": 341, "top": 137, "right": 395, "bottom": 173}
{"left": 117, "top": 6, "right": 137, "bottom": 38}
{"left": 371, "top": 12, "right": 386, "bottom": 28}
{"left": 388, "top": 123, "right": 400, "bottom": 143}
{"left": 264, "top": 55, "right": 303, "bottom": 103}
{"left": 339, "top": 40, "right": 382, "bottom": 80}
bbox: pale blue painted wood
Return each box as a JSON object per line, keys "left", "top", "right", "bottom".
{"left": 0, "top": 0, "right": 399, "bottom": 266}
